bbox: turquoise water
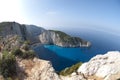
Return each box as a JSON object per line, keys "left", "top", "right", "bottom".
{"left": 34, "top": 29, "right": 120, "bottom": 71}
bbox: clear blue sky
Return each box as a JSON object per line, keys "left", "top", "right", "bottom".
{"left": 0, "top": 0, "right": 120, "bottom": 32}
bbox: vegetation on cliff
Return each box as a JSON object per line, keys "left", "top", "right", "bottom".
{"left": 59, "top": 62, "right": 82, "bottom": 76}
{"left": 0, "top": 51, "right": 16, "bottom": 78}
{"left": 12, "top": 48, "right": 35, "bottom": 59}
{"left": 0, "top": 22, "right": 11, "bottom": 31}
{"left": 0, "top": 40, "right": 35, "bottom": 79}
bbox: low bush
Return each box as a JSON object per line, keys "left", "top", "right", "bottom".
{"left": 12, "top": 48, "right": 23, "bottom": 56}
{"left": 22, "top": 44, "right": 29, "bottom": 51}
{"left": 12, "top": 48, "right": 35, "bottom": 59}
{"left": 59, "top": 62, "right": 82, "bottom": 76}
{"left": 24, "top": 40, "right": 31, "bottom": 45}
{"left": 22, "top": 50, "right": 35, "bottom": 59}
{"left": 0, "top": 51, "right": 16, "bottom": 78}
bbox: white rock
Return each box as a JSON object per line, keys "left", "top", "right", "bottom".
{"left": 77, "top": 51, "right": 120, "bottom": 80}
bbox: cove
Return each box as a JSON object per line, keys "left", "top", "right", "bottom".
{"left": 33, "top": 29, "right": 120, "bottom": 71}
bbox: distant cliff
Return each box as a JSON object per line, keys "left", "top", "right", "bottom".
{"left": 39, "top": 30, "right": 91, "bottom": 47}
{"left": 0, "top": 22, "right": 45, "bottom": 44}
{"left": 0, "top": 22, "right": 90, "bottom": 48}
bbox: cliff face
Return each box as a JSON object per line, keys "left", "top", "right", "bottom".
{"left": 18, "top": 51, "right": 120, "bottom": 80}
{"left": 0, "top": 22, "right": 90, "bottom": 47}
{"left": 77, "top": 51, "right": 120, "bottom": 80}
{"left": 1, "top": 51, "right": 120, "bottom": 80}
{"left": 16, "top": 58, "right": 86, "bottom": 80}
{"left": 16, "top": 58, "right": 61, "bottom": 80}
{"left": 25, "top": 25, "right": 46, "bottom": 44}
{"left": 0, "top": 22, "right": 26, "bottom": 39}
{"left": 39, "top": 30, "right": 91, "bottom": 47}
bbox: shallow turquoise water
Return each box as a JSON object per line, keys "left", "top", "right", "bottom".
{"left": 34, "top": 29, "right": 120, "bottom": 71}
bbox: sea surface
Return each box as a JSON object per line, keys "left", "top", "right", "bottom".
{"left": 33, "top": 28, "right": 120, "bottom": 71}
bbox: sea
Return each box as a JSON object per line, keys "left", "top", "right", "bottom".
{"left": 33, "top": 27, "right": 120, "bottom": 71}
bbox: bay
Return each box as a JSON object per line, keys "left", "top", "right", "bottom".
{"left": 33, "top": 28, "right": 120, "bottom": 71}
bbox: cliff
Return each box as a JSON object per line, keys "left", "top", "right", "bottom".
{"left": 16, "top": 58, "right": 61, "bottom": 80}
{"left": 25, "top": 25, "right": 46, "bottom": 43}
{"left": 15, "top": 51, "right": 120, "bottom": 80}
{"left": 1, "top": 51, "right": 120, "bottom": 80}
{"left": 16, "top": 57, "right": 86, "bottom": 80}
{"left": 77, "top": 51, "right": 120, "bottom": 80}
{"left": 0, "top": 22, "right": 45, "bottom": 44}
{"left": 0, "top": 22, "right": 90, "bottom": 47}
{"left": 39, "top": 30, "right": 91, "bottom": 47}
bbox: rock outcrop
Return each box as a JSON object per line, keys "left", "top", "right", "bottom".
{"left": 16, "top": 58, "right": 61, "bottom": 80}
{"left": 77, "top": 51, "right": 120, "bottom": 80}
{"left": 60, "top": 74, "right": 86, "bottom": 80}
{"left": 39, "top": 30, "right": 91, "bottom": 47}
{"left": 16, "top": 57, "right": 86, "bottom": 80}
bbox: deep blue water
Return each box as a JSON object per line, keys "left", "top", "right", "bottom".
{"left": 34, "top": 28, "right": 120, "bottom": 71}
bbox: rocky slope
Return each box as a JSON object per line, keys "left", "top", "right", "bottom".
{"left": 77, "top": 51, "right": 120, "bottom": 80}
{"left": 39, "top": 30, "right": 91, "bottom": 47}
{"left": 15, "top": 57, "right": 86, "bottom": 80}
{"left": 15, "top": 51, "right": 120, "bottom": 80}
{"left": 16, "top": 58, "right": 61, "bottom": 80}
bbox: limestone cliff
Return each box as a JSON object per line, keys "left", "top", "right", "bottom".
{"left": 0, "top": 22, "right": 90, "bottom": 47}
{"left": 39, "top": 30, "right": 91, "bottom": 47}
{"left": 0, "top": 22, "right": 26, "bottom": 39}
{"left": 17, "top": 51, "right": 120, "bottom": 80}
{"left": 77, "top": 51, "right": 120, "bottom": 80}
{"left": 1, "top": 51, "right": 120, "bottom": 80}
{"left": 16, "top": 58, "right": 61, "bottom": 80}
{"left": 16, "top": 57, "right": 86, "bottom": 80}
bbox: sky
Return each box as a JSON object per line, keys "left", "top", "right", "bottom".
{"left": 0, "top": 0, "right": 120, "bottom": 33}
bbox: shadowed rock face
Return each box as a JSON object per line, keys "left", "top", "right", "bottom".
{"left": 0, "top": 22, "right": 46, "bottom": 43}
{"left": 25, "top": 25, "right": 46, "bottom": 43}
{"left": 0, "top": 22, "right": 26, "bottom": 39}
{"left": 0, "top": 22, "right": 47, "bottom": 52}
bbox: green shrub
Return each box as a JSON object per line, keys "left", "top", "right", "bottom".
{"left": 6, "top": 77, "right": 13, "bottom": 80}
{"left": 59, "top": 62, "right": 82, "bottom": 76}
{"left": 11, "top": 48, "right": 35, "bottom": 59}
{"left": 22, "top": 44, "right": 29, "bottom": 51}
{"left": 11, "top": 48, "right": 23, "bottom": 56}
{"left": 0, "top": 51, "right": 16, "bottom": 78}
{"left": 24, "top": 40, "right": 31, "bottom": 45}
{"left": 22, "top": 50, "right": 35, "bottom": 59}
